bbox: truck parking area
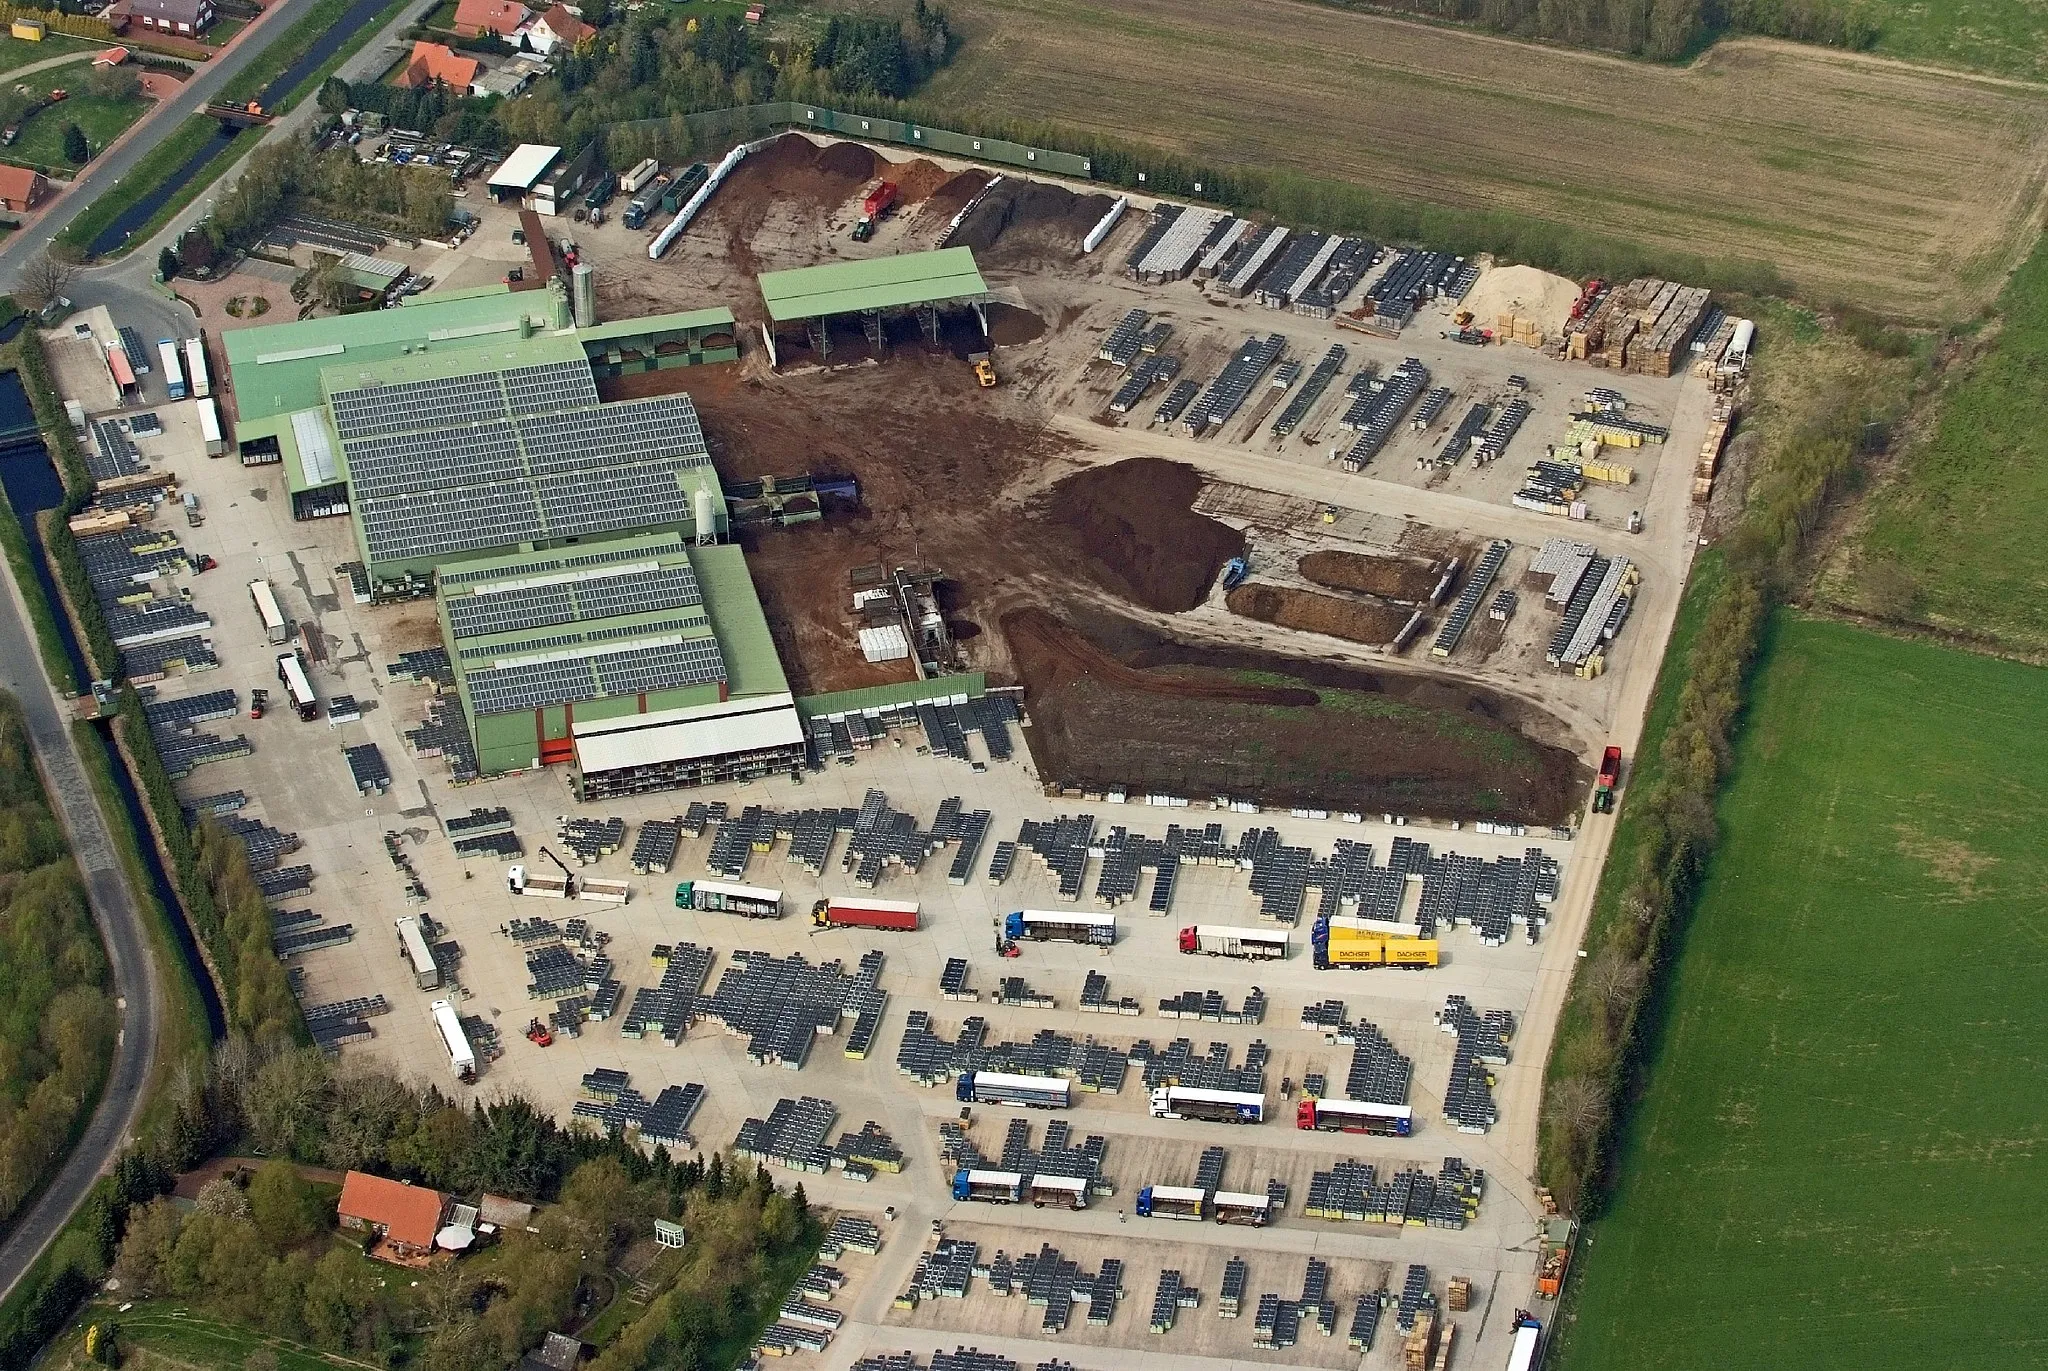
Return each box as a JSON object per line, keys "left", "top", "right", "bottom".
{"left": 26, "top": 123, "right": 1742, "bottom": 1371}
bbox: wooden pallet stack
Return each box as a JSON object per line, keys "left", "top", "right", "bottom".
{"left": 1494, "top": 312, "right": 1547, "bottom": 349}
{"left": 1694, "top": 397, "right": 1737, "bottom": 503}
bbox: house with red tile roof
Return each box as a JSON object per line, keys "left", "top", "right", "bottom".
{"left": 451, "top": 0, "right": 530, "bottom": 39}
{"left": 525, "top": 3, "right": 593, "bottom": 53}
{"left": 336, "top": 1171, "right": 447, "bottom": 1261}
{"left": 400, "top": 40, "right": 481, "bottom": 93}
{"left": 0, "top": 166, "right": 48, "bottom": 214}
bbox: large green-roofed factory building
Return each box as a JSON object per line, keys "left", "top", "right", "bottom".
{"left": 218, "top": 278, "right": 813, "bottom": 796}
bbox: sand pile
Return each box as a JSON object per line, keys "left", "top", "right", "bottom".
{"left": 1459, "top": 263, "right": 1582, "bottom": 334}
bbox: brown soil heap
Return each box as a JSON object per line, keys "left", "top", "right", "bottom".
{"left": 1005, "top": 611, "right": 1583, "bottom": 823}
{"left": 1298, "top": 549, "right": 1441, "bottom": 602}
{"left": 984, "top": 302, "right": 1046, "bottom": 345}
{"left": 1033, "top": 460, "right": 1245, "bottom": 613}
{"left": 950, "top": 179, "right": 1117, "bottom": 263}
{"left": 1226, "top": 583, "right": 1408, "bottom": 645}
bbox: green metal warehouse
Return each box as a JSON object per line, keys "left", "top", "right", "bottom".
{"left": 437, "top": 533, "right": 802, "bottom": 793}
{"left": 219, "top": 282, "right": 809, "bottom": 794}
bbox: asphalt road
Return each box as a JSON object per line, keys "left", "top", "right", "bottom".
{"left": 0, "top": 0, "right": 435, "bottom": 1306}
{"left": 0, "top": 0, "right": 326, "bottom": 281}
{"left": 0, "top": 558, "right": 162, "bottom": 1304}
{"left": 39, "top": 0, "right": 438, "bottom": 354}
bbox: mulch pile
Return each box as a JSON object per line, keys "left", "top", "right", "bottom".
{"left": 1297, "top": 550, "right": 1441, "bottom": 603}
{"left": 1033, "top": 459, "right": 1244, "bottom": 613}
{"left": 985, "top": 302, "right": 1046, "bottom": 346}
{"left": 1226, "top": 583, "right": 1408, "bottom": 645}
{"left": 949, "top": 180, "right": 1117, "bottom": 262}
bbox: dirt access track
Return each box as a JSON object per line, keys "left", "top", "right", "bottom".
{"left": 926, "top": 0, "right": 2048, "bottom": 317}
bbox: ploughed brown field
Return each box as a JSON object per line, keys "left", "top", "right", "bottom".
{"left": 928, "top": 0, "right": 2048, "bottom": 317}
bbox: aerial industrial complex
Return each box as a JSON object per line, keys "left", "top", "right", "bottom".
{"left": 29, "top": 121, "right": 1746, "bottom": 1371}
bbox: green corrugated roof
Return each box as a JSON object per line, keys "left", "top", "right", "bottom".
{"left": 798, "top": 674, "right": 986, "bottom": 720}
{"left": 691, "top": 543, "right": 788, "bottom": 698}
{"left": 319, "top": 332, "right": 584, "bottom": 396}
{"left": 573, "top": 307, "right": 737, "bottom": 343}
{"left": 757, "top": 248, "right": 987, "bottom": 323}
{"left": 223, "top": 288, "right": 562, "bottom": 425}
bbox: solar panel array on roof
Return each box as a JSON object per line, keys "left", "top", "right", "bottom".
{"left": 445, "top": 581, "right": 576, "bottom": 641}
{"left": 519, "top": 395, "right": 704, "bottom": 473}
{"left": 358, "top": 484, "right": 548, "bottom": 566}
{"left": 535, "top": 464, "right": 698, "bottom": 534}
{"left": 345, "top": 421, "right": 521, "bottom": 501}
{"left": 337, "top": 366, "right": 714, "bottom": 567}
{"left": 502, "top": 359, "right": 600, "bottom": 416}
{"left": 331, "top": 372, "right": 506, "bottom": 439}
{"left": 592, "top": 637, "right": 725, "bottom": 696}
{"left": 445, "top": 562, "right": 703, "bottom": 643}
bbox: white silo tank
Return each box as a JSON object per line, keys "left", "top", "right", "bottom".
{"left": 693, "top": 484, "right": 716, "bottom": 545}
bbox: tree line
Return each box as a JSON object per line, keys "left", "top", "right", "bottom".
{"left": 321, "top": 0, "right": 955, "bottom": 171}
{"left": 1537, "top": 313, "right": 1916, "bottom": 1215}
{"left": 189, "top": 138, "right": 453, "bottom": 264}
{"left": 104, "top": 1039, "right": 816, "bottom": 1371}
{"left": 1312, "top": 0, "right": 1878, "bottom": 60}
{"left": 0, "top": 693, "right": 115, "bottom": 1230}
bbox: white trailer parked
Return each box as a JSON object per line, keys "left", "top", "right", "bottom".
{"left": 396, "top": 916, "right": 439, "bottom": 990}
{"left": 431, "top": 999, "right": 475, "bottom": 1081}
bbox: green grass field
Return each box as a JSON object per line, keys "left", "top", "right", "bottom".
{"left": 1553, "top": 615, "right": 2048, "bottom": 1371}
{"left": 1849, "top": 0, "right": 2048, "bottom": 80}
{"left": 0, "top": 31, "right": 109, "bottom": 72}
{"left": 50, "top": 1301, "right": 354, "bottom": 1371}
{"left": 1829, "top": 235, "right": 2048, "bottom": 656}
{"left": 2, "top": 60, "right": 150, "bottom": 170}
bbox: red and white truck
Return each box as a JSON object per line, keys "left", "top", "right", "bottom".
{"left": 811, "top": 896, "right": 920, "bottom": 932}
{"left": 1178, "top": 925, "right": 1289, "bottom": 960}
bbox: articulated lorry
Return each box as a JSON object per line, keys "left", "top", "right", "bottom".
{"left": 1311, "top": 917, "right": 1440, "bottom": 970}
{"left": 1296, "top": 1096, "right": 1414, "bottom": 1136}
{"left": 955, "top": 1071, "right": 1070, "bottom": 1109}
{"left": 1005, "top": 910, "right": 1116, "bottom": 946}
{"left": 1149, "top": 1085, "right": 1265, "bottom": 1124}
{"left": 1134, "top": 1185, "right": 1207, "bottom": 1220}
{"left": 811, "top": 896, "right": 920, "bottom": 932}
{"left": 951, "top": 1169, "right": 1024, "bottom": 1203}
{"left": 1178, "top": 925, "right": 1288, "bottom": 959}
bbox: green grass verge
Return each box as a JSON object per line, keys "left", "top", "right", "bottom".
{"left": 221, "top": 0, "right": 417, "bottom": 111}
{"left": 1551, "top": 614, "right": 2048, "bottom": 1371}
{"left": 0, "top": 477, "right": 77, "bottom": 696}
{"left": 1835, "top": 233, "right": 2048, "bottom": 655}
{"left": 54, "top": 112, "right": 217, "bottom": 256}
{"left": 52, "top": 1299, "right": 342, "bottom": 1371}
{"left": 70, "top": 719, "right": 213, "bottom": 1104}
{"left": 1, "top": 61, "right": 150, "bottom": 170}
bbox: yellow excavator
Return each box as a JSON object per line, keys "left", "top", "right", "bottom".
{"left": 969, "top": 351, "right": 996, "bottom": 388}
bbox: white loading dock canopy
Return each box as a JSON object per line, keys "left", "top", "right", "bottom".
{"left": 572, "top": 692, "right": 805, "bottom": 774}
{"left": 488, "top": 143, "right": 563, "bottom": 194}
